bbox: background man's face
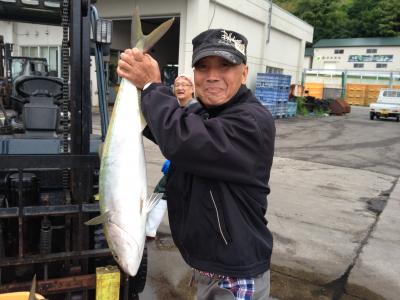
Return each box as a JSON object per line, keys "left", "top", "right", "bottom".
{"left": 194, "top": 56, "right": 248, "bottom": 107}
{"left": 174, "top": 77, "right": 194, "bottom": 106}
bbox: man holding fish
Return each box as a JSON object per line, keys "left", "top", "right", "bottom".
{"left": 118, "top": 28, "right": 275, "bottom": 300}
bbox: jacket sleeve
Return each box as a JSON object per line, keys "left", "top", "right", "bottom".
{"left": 142, "top": 125, "right": 157, "bottom": 144}
{"left": 141, "top": 83, "right": 270, "bottom": 183}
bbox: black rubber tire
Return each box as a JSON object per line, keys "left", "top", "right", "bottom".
{"left": 128, "top": 245, "right": 148, "bottom": 295}
{"left": 370, "top": 112, "right": 374, "bottom": 120}
{"left": 396, "top": 116, "right": 399, "bottom": 122}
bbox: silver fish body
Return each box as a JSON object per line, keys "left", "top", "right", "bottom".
{"left": 99, "top": 78, "right": 148, "bottom": 276}
{"left": 86, "top": 8, "right": 174, "bottom": 277}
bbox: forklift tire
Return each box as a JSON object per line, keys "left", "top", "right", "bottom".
{"left": 129, "top": 244, "right": 148, "bottom": 295}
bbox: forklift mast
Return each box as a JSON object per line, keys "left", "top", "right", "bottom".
{"left": 0, "top": 1, "right": 146, "bottom": 299}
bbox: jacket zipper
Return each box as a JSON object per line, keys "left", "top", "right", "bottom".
{"left": 209, "top": 190, "right": 228, "bottom": 245}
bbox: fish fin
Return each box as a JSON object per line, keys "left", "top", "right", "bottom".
{"left": 28, "top": 274, "right": 37, "bottom": 300}
{"left": 130, "top": 7, "right": 174, "bottom": 51}
{"left": 143, "top": 193, "right": 164, "bottom": 213}
{"left": 142, "top": 17, "right": 175, "bottom": 52}
{"left": 85, "top": 212, "right": 110, "bottom": 226}
{"left": 131, "top": 7, "right": 144, "bottom": 48}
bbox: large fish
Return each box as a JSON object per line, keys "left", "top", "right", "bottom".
{"left": 85, "top": 9, "right": 174, "bottom": 276}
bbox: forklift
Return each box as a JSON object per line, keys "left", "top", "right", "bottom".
{"left": 0, "top": 1, "right": 147, "bottom": 299}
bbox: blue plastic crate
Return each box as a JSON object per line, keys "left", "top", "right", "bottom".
{"left": 255, "top": 88, "right": 279, "bottom": 102}
{"left": 279, "top": 75, "right": 291, "bottom": 87}
{"left": 257, "top": 73, "right": 292, "bottom": 90}
{"left": 287, "top": 101, "right": 297, "bottom": 117}
{"left": 256, "top": 73, "right": 281, "bottom": 86}
{"left": 275, "top": 100, "right": 288, "bottom": 117}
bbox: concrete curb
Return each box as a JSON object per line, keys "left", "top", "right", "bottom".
{"left": 346, "top": 177, "right": 400, "bottom": 300}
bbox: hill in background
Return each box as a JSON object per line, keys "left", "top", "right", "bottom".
{"left": 273, "top": 0, "right": 400, "bottom": 44}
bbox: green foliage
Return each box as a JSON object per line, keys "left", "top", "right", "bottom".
{"left": 273, "top": 0, "right": 400, "bottom": 42}
{"left": 348, "top": 0, "right": 400, "bottom": 37}
{"left": 313, "top": 106, "right": 329, "bottom": 116}
{"left": 295, "top": 97, "right": 331, "bottom": 117}
{"left": 295, "top": 97, "right": 309, "bottom": 115}
{"left": 295, "top": 0, "right": 351, "bottom": 42}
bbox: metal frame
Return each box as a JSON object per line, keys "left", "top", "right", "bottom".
{"left": 0, "top": 1, "right": 127, "bottom": 299}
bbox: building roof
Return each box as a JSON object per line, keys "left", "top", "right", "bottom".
{"left": 313, "top": 37, "right": 400, "bottom": 48}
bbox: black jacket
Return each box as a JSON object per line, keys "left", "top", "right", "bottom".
{"left": 142, "top": 83, "right": 275, "bottom": 277}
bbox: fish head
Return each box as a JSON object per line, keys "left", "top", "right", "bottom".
{"left": 106, "top": 222, "right": 145, "bottom": 276}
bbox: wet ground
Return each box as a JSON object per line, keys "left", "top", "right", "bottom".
{"left": 94, "top": 105, "right": 400, "bottom": 299}
{"left": 274, "top": 106, "right": 400, "bottom": 177}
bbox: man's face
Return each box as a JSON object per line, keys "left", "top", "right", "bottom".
{"left": 174, "top": 77, "right": 194, "bottom": 107}
{"left": 194, "top": 56, "right": 248, "bottom": 107}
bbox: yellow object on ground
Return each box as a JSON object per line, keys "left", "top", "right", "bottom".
{"left": 96, "top": 265, "right": 120, "bottom": 300}
{"left": 0, "top": 292, "right": 45, "bottom": 300}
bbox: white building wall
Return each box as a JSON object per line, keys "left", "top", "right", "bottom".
{"left": 13, "top": 23, "right": 62, "bottom": 51}
{"left": 268, "top": 4, "right": 312, "bottom": 84}
{"left": 0, "top": 21, "right": 13, "bottom": 43}
{"left": 313, "top": 46, "right": 400, "bottom": 72}
{"left": 96, "top": 0, "right": 313, "bottom": 89}
{"left": 266, "top": 28, "right": 302, "bottom": 81}
{"left": 1, "top": 0, "right": 313, "bottom": 103}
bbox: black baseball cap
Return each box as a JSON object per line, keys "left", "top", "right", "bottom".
{"left": 192, "top": 29, "right": 248, "bottom": 67}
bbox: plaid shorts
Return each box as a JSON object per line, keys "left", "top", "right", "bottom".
{"left": 194, "top": 269, "right": 256, "bottom": 300}
{"left": 218, "top": 277, "right": 255, "bottom": 300}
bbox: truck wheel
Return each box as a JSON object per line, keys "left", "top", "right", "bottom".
{"left": 370, "top": 112, "right": 375, "bottom": 120}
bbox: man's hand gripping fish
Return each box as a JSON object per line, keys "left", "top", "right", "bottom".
{"left": 85, "top": 9, "right": 174, "bottom": 276}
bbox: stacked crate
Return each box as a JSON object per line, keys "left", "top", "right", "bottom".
{"left": 255, "top": 73, "right": 291, "bottom": 118}
{"left": 287, "top": 101, "right": 297, "bottom": 117}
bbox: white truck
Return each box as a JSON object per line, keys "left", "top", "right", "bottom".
{"left": 370, "top": 89, "right": 400, "bottom": 122}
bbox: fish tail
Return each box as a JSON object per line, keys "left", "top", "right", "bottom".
{"left": 131, "top": 7, "right": 174, "bottom": 51}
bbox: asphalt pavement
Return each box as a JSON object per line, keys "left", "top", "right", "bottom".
{"left": 95, "top": 105, "right": 400, "bottom": 299}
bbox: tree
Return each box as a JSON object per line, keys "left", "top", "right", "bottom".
{"left": 294, "top": 0, "right": 351, "bottom": 42}
{"left": 274, "top": 0, "right": 399, "bottom": 41}
{"left": 346, "top": 0, "right": 399, "bottom": 37}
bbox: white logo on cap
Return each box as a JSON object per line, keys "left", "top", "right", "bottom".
{"left": 220, "top": 30, "right": 246, "bottom": 56}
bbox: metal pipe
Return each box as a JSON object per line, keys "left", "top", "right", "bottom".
{"left": 17, "top": 170, "right": 23, "bottom": 258}
{"left": 266, "top": 0, "right": 273, "bottom": 44}
{"left": 90, "top": 5, "right": 109, "bottom": 140}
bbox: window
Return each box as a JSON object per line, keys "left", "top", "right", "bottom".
{"left": 349, "top": 54, "right": 393, "bottom": 62}
{"left": 21, "top": 0, "right": 39, "bottom": 5}
{"left": 383, "top": 90, "right": 400, "bottom": 97}
{"left": 11, "top": 59, "right": 24, "bottom": 80}
{"left": 366, "top": 49, "right": 377, "bottom": 54}
{"left": 376, "top": 63, "right": 387, "bottom": 68}
{"left": 334, "top": 49, "right": 344, "bottom": 54}
{"left": 354, "top": 63, "right": 364, "bottom": 68}
{"left": 265, "top": 66, "right": 283, "bottom": 74}
{"left": 20, "top": 45, "right": 59, "bottom": 76}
